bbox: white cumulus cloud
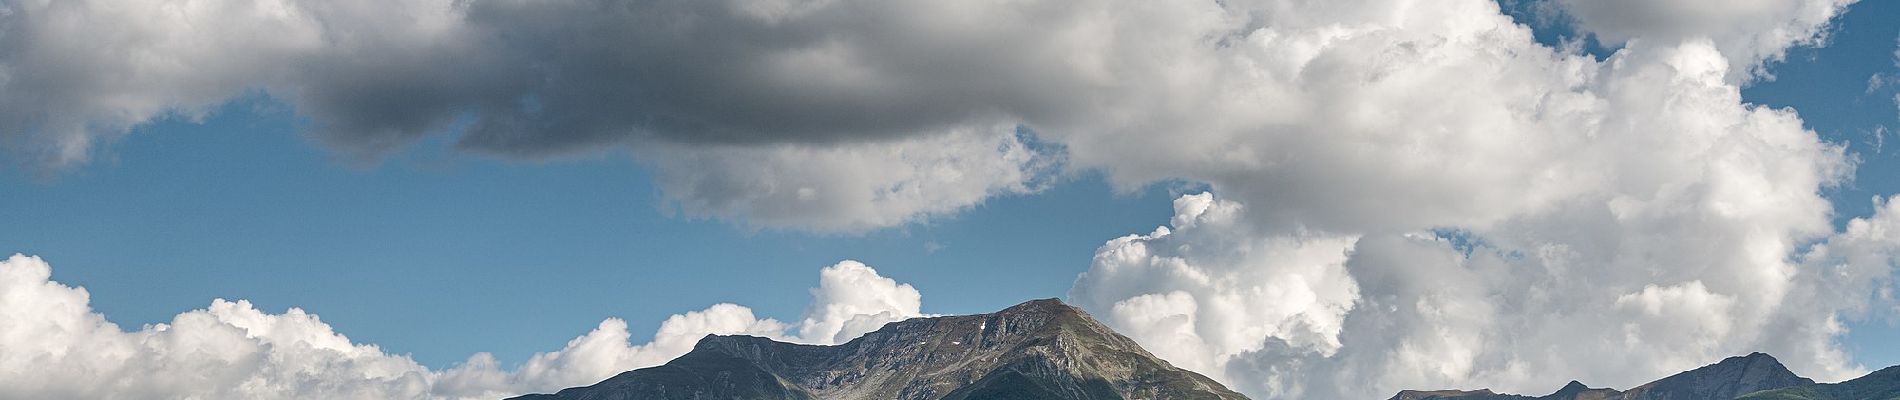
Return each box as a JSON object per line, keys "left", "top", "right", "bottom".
{"left": 1073, "top": 189, "right": 1900, "bottom": 399}
{"left": 1069, "top": 193, "right": 1360, "bottom": 383}
{"left": 0, "top": 255, "right": 922, "bottom": 399}
{"left": 795, "top": 260, "right": 926, "bottom": 344}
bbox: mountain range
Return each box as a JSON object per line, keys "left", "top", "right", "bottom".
{"left": 1393, "top": 352, "right": 1900, "bottom": 400}
{"left": 505, "top": 298, "right": 1899, "bottom": 400}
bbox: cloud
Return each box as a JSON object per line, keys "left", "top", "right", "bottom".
{"left": 438, "top": 304, "right": 789, "bottom": 397}
{"left": 1074, "top": 191, "right": 1900, "bottom": 399}
{"left": 1069, "top": 193, "right": 1360, "bottom": 382}
{"left": 0, "top": 255, "right": 921, "bottom": 399}
{"left": 0, "top": 0, "right": 1860, "bottom": 233}
{"left": 0, "top": 0, "right": 511, "bottom": 166}
{"left": 795, "top": 260, "right": 926, "bottom": 344}
{"left": 1045, "top": 10, "right": 1889, "bottom": 398}
{"left": 1057, "top": 30, "right": 1881, "bottom": 394}
{"left": 644, "top": 125, "right": 1052, "bottom": 232}
{"left": 0, "top": 0, "right": 1053, "bottom": 231}
{"left": 1550, "top": 0, "right": 1854, "bottom": 81}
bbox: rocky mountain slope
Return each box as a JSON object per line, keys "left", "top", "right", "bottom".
{"left": 507, "top": 298, "right": 1248, "bottom": 400}
{"left": 1391, "top": 352, "right": 1816, "bottom": 400}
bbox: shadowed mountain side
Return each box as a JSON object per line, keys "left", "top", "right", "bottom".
{"left": 1389, "top": 380, "right": 1621, "bottom": 400}
{"left": 1393, "top": 353, "right": 1814, "bottom": 400}
{"left": 508, "top": 299, "right": 1248, "bottom": 400}
{"left": 1738, "top": 366, "right": 1900, "bottom": 400}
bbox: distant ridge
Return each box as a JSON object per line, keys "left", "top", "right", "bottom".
{"left": 1392, "top": 352, "right": 1817, "bottom": 400}
{"left": 508, "top": 299, "right": 1248, "bottom": 400}
{"left": 1739, "top": 365, "right": 1900, "bottom": 400}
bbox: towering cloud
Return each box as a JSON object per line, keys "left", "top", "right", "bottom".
{"left": 0, "top": 255, "right": 921, "bottom": 399}
{"left": 1074, "top": 192, "right": 1900, "bottom": 398}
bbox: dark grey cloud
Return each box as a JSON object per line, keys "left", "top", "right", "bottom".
{"left": 0, "top": 0, "right": 1067, "bottom": 230}
{"left": 445, "top": 0, "right": 1114, "bottom": 155}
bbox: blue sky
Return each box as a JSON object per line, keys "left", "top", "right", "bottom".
{"left": 3, "top": 1, "right": 1900, "bottom": 399}
{"left": 0, "top": 99, "right": 1185, "bottom": 367}
{"left": 1740, "top": 0, "right": 1900, "bottom": 367}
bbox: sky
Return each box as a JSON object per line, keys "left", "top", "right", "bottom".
{"left": 1, "top": 0, "right": 1899, "bottom": 399}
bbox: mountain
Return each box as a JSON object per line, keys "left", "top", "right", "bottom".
{"left": 508, "top": 298, "right": 1248, "bottom": 400}
{"left": 1391, "top": 352, "right": 1814, "bottom": 400}
{"left": 1618, "top": 353, "right": 1817, "bottom": 400}
{"left": 1738, "top": 366, "right": 1900, "bottom": 400}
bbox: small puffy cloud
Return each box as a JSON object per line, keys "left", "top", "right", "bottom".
{"left": 0, "top": 254, "right": 922, "bottom": 399}
{"left": 795, "top": 260, "right": 925, "bottom": 344}
{"left": 445, "top": 305, "right": 790, "bottom": 396}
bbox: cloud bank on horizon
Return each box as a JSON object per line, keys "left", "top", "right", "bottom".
{"left": 0, "top": 255, "right": 921, "bottom": 399}
{"left": 3, "top": 0, "right": 1900, "bottom": 399}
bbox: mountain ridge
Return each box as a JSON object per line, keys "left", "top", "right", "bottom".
{"left": 508, "top": 298, "right": 1247, "bottom": 400}
{"left": 1391, "top": 352, "right": 1843, "bottom": 400}
{"left": 1738, "top": 365, "right": 1900, "bottom": 400}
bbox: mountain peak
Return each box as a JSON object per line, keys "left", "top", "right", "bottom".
{"left": 995, "top": 297, "right": 1080, "bottom": 317}
{"left": 1387, "top": 388, "right": 1514, "bottom": 400}
{"left": 690, "top": 333, "right": 771, "bottom": 349}
{"left": 1740, "top": 363, "right": 1900, "bottom": 400}
{"left": 1541, "top": 380, "right": 1620, "bottom": 400}
{"left": 1557, "top": 381, "right": 1587, "bottom": 392}
{"left": 1601, "top": 352, "right": 1812, "bottom": 400}
{"left": 511, "top": 298, "right": 1248, "bottom": 400}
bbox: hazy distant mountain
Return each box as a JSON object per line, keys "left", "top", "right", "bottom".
{"left": 507, "top": 298, "right": 1247, "bottom": 400}
{"left": 1392, "top": 352, "right": 1821, "bottom": 400}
